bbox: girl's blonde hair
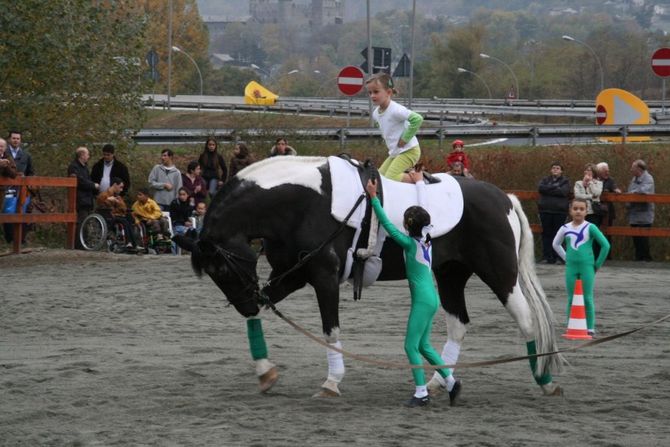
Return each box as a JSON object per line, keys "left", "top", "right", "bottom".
{"left": 365, "top": 72, "right": 398, "bottom": 95}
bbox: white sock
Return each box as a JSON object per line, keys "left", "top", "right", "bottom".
{"left": 414, "top": 385, "right": 428, "bottom": 398}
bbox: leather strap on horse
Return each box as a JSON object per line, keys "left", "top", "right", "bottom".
{"left": 261, "top": 306, "right": 670, "bottom": 370}
{"left": 264, "top": 193, "right": 366, "bottom": 288}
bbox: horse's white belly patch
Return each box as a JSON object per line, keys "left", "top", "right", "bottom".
{"left": 239, "top": 156, "right": 326, "bottom": 193}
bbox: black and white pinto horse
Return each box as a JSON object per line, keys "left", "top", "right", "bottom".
{"left": 175, "top": 156, "right": 564, "bottom": 398}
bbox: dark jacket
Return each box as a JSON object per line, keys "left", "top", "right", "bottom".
{"left": 198, "top": 151, "right": 228, "bottom": 182}
{"left": 67, "top": 159, "right": 97, "bottom": 211}
{"left": 0, "top": 153, "right": 17, "bottom": 199}
{"left": 538, "top": 175, "right": 570, "bottom": 214}
{"left": 91, "top": 157, "right": 131, "bottom": 195}
{"left": 7, "top": 146, "right": 34, "bottom": 176}
{"left": 600, "top": 176, "right": 618, "bottom": 221}
{"left": 229, "top": 154, "right": 255, "bottom": 178}
{"left": 169, "top": 198, "right": 194, "bottom": 226}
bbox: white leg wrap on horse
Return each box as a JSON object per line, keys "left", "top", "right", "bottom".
{"left": 255, "top": 358, "right": 275, "bottom": 377}
{"left": 326, "top": 341, "right": 345, "bottom": 383}
{"left": 441, "top": 340, "right": 461, "bottom": 369}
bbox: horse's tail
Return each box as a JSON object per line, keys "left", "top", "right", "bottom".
{"left": 508, "top": 194, "right": 566, "bottom": 377}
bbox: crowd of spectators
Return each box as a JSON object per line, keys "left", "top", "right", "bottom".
{"left": 538, "top": 158, "right": 655, "bottom": 263}
{"left": 0, "top": 131, "right": 660, "bottom": 262}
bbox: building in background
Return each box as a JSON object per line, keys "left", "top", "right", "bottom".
{"left": 249, "top": 0, "right": 343, "bottom": 26}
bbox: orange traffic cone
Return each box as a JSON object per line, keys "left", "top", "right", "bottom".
{"left": 562, "top": 279, "right": 592, "bottom": 340}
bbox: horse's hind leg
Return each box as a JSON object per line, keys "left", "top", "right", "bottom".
{"left": 502, "top": 282, "right": 562, "bottom": 396}
{"left": 427, "top": 261, "right": 472, "bottom": 396}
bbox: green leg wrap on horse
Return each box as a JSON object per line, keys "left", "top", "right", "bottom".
{"left": 526, "top": 341, "right": 553, "bottom": 386}
{"left": 247, "top": 318, "right": 268, "bottom": 360}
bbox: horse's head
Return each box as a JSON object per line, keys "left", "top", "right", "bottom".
{"left": 174, "top": 234, "right": 261, "bottom": 317}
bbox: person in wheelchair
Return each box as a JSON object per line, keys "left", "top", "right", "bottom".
{"left": 96, "top": 177, "right": 137, "bottom": 250}
{"left": 131, "top": 188, "right": 170, "bottom": 241}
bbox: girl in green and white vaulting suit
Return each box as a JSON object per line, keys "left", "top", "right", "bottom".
{"left": 366, "top": 176, "right": 460, "bottom": 407}
{"left": 552, "top": 198, "right": 610, "bottom": 336}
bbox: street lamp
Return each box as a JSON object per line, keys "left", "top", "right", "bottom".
{"left": 562, "top": 35, "right": 604, "bottom": 93}
{"left": 171, "top": 45, "right": 203, "bottom": 96}
{"left": 480, "top": 53, "right": 520, "bottom": 100}
{"left": 457, "top": 67, "right": 492, "bottom": 99}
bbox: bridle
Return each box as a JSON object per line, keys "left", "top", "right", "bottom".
{"left": 208, "top": 193, "right": 366, "bottom": 311}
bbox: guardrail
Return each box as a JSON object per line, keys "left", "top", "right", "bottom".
{"left": 0, "top": 176, "right": 77, "bottom": 254}
{"left": 506, "top": 191, "right": 670, "bottom": 237}
{"left": 133, "top": 124, "right": 670, "bottom": 147}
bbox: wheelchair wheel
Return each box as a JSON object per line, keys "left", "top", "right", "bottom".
{"left": 107, "top": 222, "right": 127, "bottom": 253}
{"left": 79, "top": 213, "right": 108, "bottom": 251}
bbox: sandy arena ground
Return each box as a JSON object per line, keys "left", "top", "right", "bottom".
{"left": 1, "top": 250, "right": 669, "bottom": 446}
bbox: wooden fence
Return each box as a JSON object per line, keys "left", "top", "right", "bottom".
{"left": 0, "top": 176, "right": 77, "bottom": 254}
{"left": 507, "top": 191, "right": 670, "bottom": 237}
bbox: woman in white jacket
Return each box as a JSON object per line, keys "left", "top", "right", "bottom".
{"left": 573, "top": 164, "right": 603, "bottom": 226}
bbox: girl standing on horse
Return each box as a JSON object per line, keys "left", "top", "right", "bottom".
{"left": 365, "top": 73, "right": 423, "bottom": 183}
{"left": 552, "top": 198, "right": 610, "bottom": 336}
{"left": 366, "top": 174, "right": 460, "bottom": 407}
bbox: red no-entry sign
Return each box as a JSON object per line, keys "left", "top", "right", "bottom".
{"left": 596, "top": 104, "right": 607, "bottom": 125}
{"left": 337, "top": 65, "right": 365, "bottom": 96}
{"left": 651, "top": 48, "right": 670, "bottom": 77}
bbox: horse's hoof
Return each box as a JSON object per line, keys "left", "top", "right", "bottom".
{"left": 312, "top": 379, "right": 341, "bottom": 398}
{"left": 312, "top": 387, "right": 340, "bottom": 398}
{"left": 258, "top": 367, "right": 278, "bottom": 393}
{"left": 426, "top": 378, "right": 446, "bottom": 396}
{"left": 542, "top": 384, "right": 563, "bottom": 396}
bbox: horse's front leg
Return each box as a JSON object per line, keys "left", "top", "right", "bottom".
{"left": 246, "top": 315, "right": 278, "bottom": 393}
{"left": 249, "top": 270, "right": 307, "bottom": 393}
{"left": 308, "top": 249, "right": 345, "bottom": 398}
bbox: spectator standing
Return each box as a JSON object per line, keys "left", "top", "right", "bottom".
{"left": 91, "top": 144, "right": 131, "bottom": 195}
{"left": 445, "top": 139, "right": 471, "bottom": 174}
{"left": 67, "top": 147, "right": 99, "bottom": 249}
{"left": 198, "top": 137, "right": 227, "bottom": 196}
{"left": 627, "top": 159, "right": 654, "bottom": 261}
{"left": 596, "top": 162, "right": 621, "bottom": 258}
{"left": 3, "top": 130, "right": 34, "bottom": 244}
{"left": 148, "top": 149, "right": 182, "bottom": 211}
{"left": 573, "top": 164, "right": 603, "bottom": 227}
{"left": 269, "top": 137, "right": 297, "bottom": 157}
{"left": 181, "top": 161, "right": 207, "bottom": 206}
{"left": 229, "top": 142, "right": 255, "bottom": 177}
{"left": 537, "top": 162, "right": 570, "bottom": 264}
{"left": 6, "top": 130, "right": 34, "bottom": 177}
{"left": 0, "top": 138, "right": 18, "bottom": 198}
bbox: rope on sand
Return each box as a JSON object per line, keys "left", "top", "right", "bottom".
{"left": 266, "top": 306, "right": 670, "bottom": 370}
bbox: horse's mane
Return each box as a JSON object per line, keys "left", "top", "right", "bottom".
{"left": 237, "top": 156, "right": 328, "bottom": 193}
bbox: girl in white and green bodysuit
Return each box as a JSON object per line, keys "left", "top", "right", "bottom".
{"left": 552, "top": 198, "right": 610, "bottom": 335}
{"left": 366, "top": 177, "right": 460, "bottom": 407}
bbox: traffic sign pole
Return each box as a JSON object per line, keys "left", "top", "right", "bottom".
{"left": 651, "top": 48, "right": 670, "bottom": 115}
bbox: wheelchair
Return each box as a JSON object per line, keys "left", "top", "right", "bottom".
{"left": 79, "top": 211, "right": 137, "bottom": 253}
{"left": 80, "top": 210, "right": 175, "bottom": 255}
